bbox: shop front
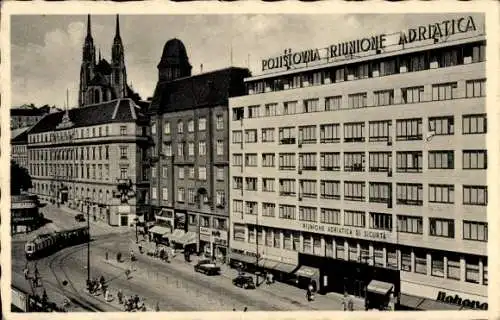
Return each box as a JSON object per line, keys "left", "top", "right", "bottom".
{"left": 199, "top": 227, "right": 229, "bottom": 263}
{"left": 167, "top": 210, "right": 197, "bottom": 253}
{"left": 199, "top": 227, "right": 212, "bottom": 257}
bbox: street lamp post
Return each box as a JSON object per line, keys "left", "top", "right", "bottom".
{"left": 134, "top": 217, "right": 139, "bottom": 244}
{"left": 85, "top": 197, "right": 91, "bottom": 282}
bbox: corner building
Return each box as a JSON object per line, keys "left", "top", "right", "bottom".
{"left": 229, "top": 16, "right": 487, "bottom": 310}
{"left": 148, "top": 39, "right": 250, "bottom": 261}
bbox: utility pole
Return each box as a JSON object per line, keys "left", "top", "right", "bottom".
{"left": 86, "top": 197, "right": 91, "bottom": 282}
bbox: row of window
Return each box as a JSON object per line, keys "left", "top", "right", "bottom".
{"left": 233, "top": 150, "right": 487, "bottom": 171}
{"left": 232, "top": 224, "right": 488, "bottom": 285}
{"left": 159, "top": 140, "right": 225, "bottom": 158}
{"left": 231, "top": 114, "right": 487, "bottom": 145}
{"left": 29, "top": 145, "right": 114, "bottom": 162}
{"left": 245, "top": 42, "right": 486, "bottom": 95}
{"left": 236, "top": 79, "right": 485, "bottom": 119}
{"left": 30, "top": 163, "right": 113, "bottom": 181}
{"left": 151, "top": 115, "right": 225, "bottom": 135}
{"left": 233, "top": 178, "right": 488, "bottom": 206}
{"left": 151, "top": 166, "right": 225, "bottom": 181}
{"left": 32, "top": 183, "right": 114, "bottom": 204}
{"left": 152, "top": 187, "right": 226, "bottom": 207}
{"left": 28, "top": 124, "right": 136, "bottom": 144}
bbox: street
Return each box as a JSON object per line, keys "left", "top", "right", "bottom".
{"left": 12, "top": 204, "right": 363, "bottom": 312}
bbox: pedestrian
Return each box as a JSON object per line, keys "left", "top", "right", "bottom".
{"left": 105, "top": 252, "right": 109, "bottom": 260}
{"left": 34, "top": 265, "right": 39, "bottom": 279}
{"left": 155, "top": 301, "right": 160, "bottom": 312}
{"left": 125, "top": 269, "right": 131, "bottom": 279}
{"left": 348, "top": 298, "right": 354, "bottom": 311}
{"left": 342, "top": 292, "right": 348, "bottom": 311}
{"left": 117, "top": 290, "right": 123, "bottom": 304}
{"left": 134, "top": 294, "right": 140, "bottom": 309}
{"left": 23, "top": 266, "right": 29, "bottom": 280}
{"left": 243, "top": 307, "right": 248, "bottom": 312}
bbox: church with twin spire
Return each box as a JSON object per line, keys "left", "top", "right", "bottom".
{"left": 79, "top": 15, "right": 141, "bottom": 107}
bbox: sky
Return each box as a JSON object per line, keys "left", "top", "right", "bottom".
{"left": 10, "top": 13, "right": 484, "bottom": 108}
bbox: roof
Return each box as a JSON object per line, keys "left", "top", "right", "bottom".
{"left": 11, "top": 127, "right": 31, "bottom": 144}
{"left": 149, "top": 67, "right": 251, "bottom": 114}
{"left": 11, "top": 107, "right": 45, "bottom": 116}
{"left": 95, "top": 58, "right": 112, "bottom": 75}
{"left": 158, "top": 38, "right": 190, "bottom": 68}
{"left": 28, "top": 99, "right": 146, "bottom": 134}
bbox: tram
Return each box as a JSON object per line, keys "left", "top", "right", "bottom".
{"left": 25, "top": 226, "right": 90, "bottom": 260}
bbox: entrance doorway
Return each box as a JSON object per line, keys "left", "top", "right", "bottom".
{"left": 120, "top": 215, "right": 128, "bottom": 226}
{"left": 354, "top": 279, "right": 366, "bottom": 298}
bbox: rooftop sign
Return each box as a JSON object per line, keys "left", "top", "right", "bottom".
{"left": 262, "top": 16, "right": 479, "bottom": 72}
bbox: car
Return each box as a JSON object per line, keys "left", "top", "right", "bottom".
{"left": 194, "top": 259, "right": 221, "bottom": 275}
{"left": 232, "top": 275, "right": 256, "bottom": 289}
{"left": 75, "top": 214, "right": 85, "bottom": 222}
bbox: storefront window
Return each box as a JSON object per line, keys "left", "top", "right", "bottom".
{"left": 214, "top": 218, "right": 227, "bottom": 230}
{"left": 273, "top": 230, "right": 280, "bottom": 248}
{"left": 348, "top": 245, "right": 358, "bottom": 262}
{"left": 248, "top": 228, "right": 256, "bottom": 244}
{"left": 303, "top": 236, "right": 312, "bottom": 254}
{"left": 313, "top": 237, "right": 322, "bottom": 256}
{"left": 387, "top": 249, "right": 398, "bottom": 269}
{"left": 293, "top": 232, "right": 300, "bottom": 251}
{"left": 257, "top": 227, "right": 263, "bottom": 244}
{"left": 415, "top": 253, "right": 427, "bottom": 274}
{"left": 431, "top": 255, "right": 444, "bottom": 277}
{"left": 466, "top": 261, "right": 479, "bottom": 283}
{"left": 374, "top": 247, "right": 384, "bottom": 267}
{"left": 447, "top": 258, "right": 460, "bottom": 280}
{"left": 325, "top": 239, "right": 334, "bottom": 258}
{"left": 401, "top": 251, "right": 412, "bottom": 271}
{"left": 188, "top": 214, "right": 196, "bottom": 225}
{"left": 360, "top": 245, "right": 370, "bottom": 264}
{"left": 336, "top": 241, "right": 345, "bottom": 259}
{"left": 483, "top": 264, "right": 488, "bottom": 285}
{"left": 200, "top": 216, "right": 210, "bottom": 228}
{"left": 233, "top": 224, "right": 246, "bottom": 242}
{"left": 283, "top": 231, "right": 292, "bottom": 250}
{"left": 265, "top": 229, "right": 273, "bottom": 246}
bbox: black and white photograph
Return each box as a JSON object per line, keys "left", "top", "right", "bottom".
{"left": 2, "top": 4, "right": 497, "bottom": 316}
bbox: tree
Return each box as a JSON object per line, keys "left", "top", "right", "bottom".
{"left": 11, "top": 161, "right": 32, "bottom": 195}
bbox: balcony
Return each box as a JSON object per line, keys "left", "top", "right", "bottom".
{"left": 280, "top": 138, "right": 296, "bottom": 145}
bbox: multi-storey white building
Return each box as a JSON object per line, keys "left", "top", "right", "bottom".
{"left": 229, "top": 15, "right": 487, "bottom": 310}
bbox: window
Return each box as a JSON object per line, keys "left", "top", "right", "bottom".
{"left": 320, "top": 208, "right": 340, "bottom": 225}
{"left": 299, "top": 180, "right": 317, "bottom": 198}
{"left": 233, "top": 224, "right": 246, "bottom": 242}
{"left": 199, "top": 141, "right": 206, "bottom": 156}
{"left": 186, "top": 189, "right": 195, "bottom": 203}
{"left": 279, "top": 205, "right": 296, "bottom": 220}
{"left": 119, "top": 146, "right": 128, "bottom": 159}
{"left": 198, "top": 167, "right": 207, "bottom": 180}
{"left": 299, "top": 126, "right": 316, "bottom": 144}
{"left": 198, "top": 118, "right": 207, "bottom": 131}
{"left": 463, "top": 185, "right": 487, "bottom": 205}
{"left": 429, "top": 116, "right": 454, "bottom": 135}
{"left": 177, "top": 143, "right": 184, "bottom": 158}
{"left": 164, "top": 122, "right": 170, "bottom": 135}
{"left": 279, "top": 127, "right": 296, "bottom": 144}
{"left": 245, "top": 202, "right": 257, "bottom": 215}
{"left": 262, "top": 153, "right": 275, "bottom": 167}
{"left": 248, "top": 105, "right": 260, "bottom": 118}
{"left": 432, "top": 82, "right": 458, "bottom": 101}
{"left": 428, "top": 151, "right": 454, "bottom": 169}
{"left": 178, "top": 167, "right": 184, "bottom": 179}
{"left": 303, "top": 99, "right": 319, "bottom": 113}
{"left": 325, "top": 96, "right": 342, "bottom": 111}
{"left": 320, "top": 152, "right": 340, "bottom": 171}
{"left": 151, "top": 187, "right": 157, "bottom": 200}
{"left": 320, "top": 124, "right": 340, "bottom": 143}
{"left": 216, "top": 115, "right": 224, "bottom": 130}
{"left": 483, "top": 263, "right": 488, "bottom": 286}
{"left": 262, "top": 178, "right": 275, "bottom": 192}
{"left": 373, "top": 90, "right": 394, "bottom": 106}
{"left": 369, "top": 182, "right": 391, "bottom": 203}
{"left": 396, "top": 151, "right": 423, "bottom": 172}
{"left": 233, "top": 107, "right": 244, "bottom": 121}
{"left": 283, "top": 101, "right": 297, "bottom": 115}
{"left": 245, "top": 153, "right": 257, "bottom": 167}
{"left": 264, "top": 103, "right": 277, "bottom": 117}
{"left": 369, "top": 120, "right": 391, "bottom": 142}
{"left": 233, "top": 200, "right": 243, "bottom": 213}
{"left": 397, "top": 215, "right": 423, "bottom": 234}
{"left": 299, "top": 207, "right": 317, "bottom": 222}
{"left": 430, "top": 218, "right": 455, "bottom": 238}
{"left": 215, "top": 167, "right": 224, "bottom": 181}
{"left": 188, "top": 120, "right": 194, "bottom": 132}
{"left": 120, "top": 125, "right": 127, "bottom": 135}
{"left": 151, "top": 167, "right": 157, "bottom": 178}
{"left": 233, "top": 177, "right": 243, "bottom": 190}
{"left": 177, "top": 188, "right": 185, "bottom": 202}
{"left": 216, "top": 191, "right": 225, "bottom": 207}
{"left": 216, "top": 140, "right": 224, "bottom": 156}
{"left": 344, "top": 152, "right": 365, "bottom": 172}
{"left": 232, "top": 131, "right": 243, "bottom": 144}
{"left": 463, "top": 150, "right": 487, "bottom": 169}
{"left": 415, "top": 252, "right": 427, "bottom": 274}
{"left": 463, "top": 114, "right": 487, "bottom": 134}
{"left": 377, "top": 59, "right": 396, "bottom": 76}
{"left": 463, "top": 221, "right": 487, "bottom": 242}
{"left": 401, "top": 86, "right": 424, "bottom": 104}
{"left": 344, "top": 181, "right": 365, "bottom": 201}
{"left": 401, "top": 251, "right": 412, "bottom": 272}
{"left": 188, "top": 167, "right": 195, "bottom": 179}
{"left": 396, "top": 183, "right": 423, "bottom": 206}
{"left": 396, "top": 118, "right": 422, "bottom": 140}
{"left": 369, "top": 152, "right": 392, "bottom": 172}
{"left": 164, "top": 143, "right": 172, "bottom": 156}
{"left": 344, "top": 122, "right": 365, "bottom": 142}
{"left": 431, "top": 255, "right": 444, "bottom": 277}
{"left": 279, "top": 153, "right": 295, "bottom": 170}
{"left": 245, "top": 129, "right": 257, "bottom": 143}
{"left": 466, "top": 42, "right": 486, "bottom": 63}
{"left": 429, "top": 184, "right": 454, "bottom": 204}
{"left": 188, "top": 142, "right": 194, "bottom": 156}
{"left": 245, "top": 177, "right": 257, "bottom": 191}
{"left": 321, "top": 180, "right": 340, "bottom": 200}
{"left": 466, "top": 79, "right": 486, "bottom": 98}
{"left": 162, "top": 187, "right": 168, "bottom": 201}
{"left": 177, "top": 121, "right": 183, "bottom": 134}
{"left": 299, "top": 153, "right": 316, "bottom": 170}
{"left": 262, "top": 203, "right": 275, "bottom": 217}
{"left": 348, "top": 93, "right": 367, "bottom": 109}
{"left": 466, "top": 260, "right": 480, "bottom": 284}
{"left": 279, "top": 179, "right": 296, "bottom": 196}
{"left": 261, "top": 128, "right": 275, "bottom": 142}
{"left": 369, "top": 212, "right": 392, "bottom": 231}
{"left": 344, "top": 210, "right": 365, "bottom": 227}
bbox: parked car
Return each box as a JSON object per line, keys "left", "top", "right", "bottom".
{"left": 232, "top": 275, "right": 256, "bottom": 289}
{"left": 194, "top": 259, "right": 221, "bottom": 275}
{"left": 75, "top": 214, "right": 85, "bottom": 222}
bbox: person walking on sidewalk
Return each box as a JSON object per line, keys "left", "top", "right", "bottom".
{"left": 117, "top": 289, "right": 123, "bottom": 304}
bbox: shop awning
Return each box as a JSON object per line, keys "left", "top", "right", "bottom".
{"left": 230, "top": 252, "right": 257, "bottom": 264}
{"left": 273, "top": 262, "right": 297, "bottom": 274}
{"left": 164, "top": 229, "right": 185, "bottom": 242}
{"left": 177, "top": 231, "right": 197, "bottom": 246}
{"left": 294, "top": 265, "right": 319, "bottom": 278}
{"left": 399, "top": 293, "right": 425, "bottom": 310}
{"left": 367, "top": 280, "right": 394, "bottom": 295}
{"left": 260, "top": 258, "right": 280, "bottom": 269}
{"left": 417, "top": 298, "right": 462, "bottom": 311}
{"left": 148, "top": 225, "right": 171, "bottom": 235}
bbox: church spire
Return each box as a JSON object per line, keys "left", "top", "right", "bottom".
{"left": 86, "top": 14, "right": 92, "bottom": 38}
{"left": 115, "top": 14, "right": 121, "bottom": 39}
{"left": 98, "top": 48, "right": 101, "bottom": 61}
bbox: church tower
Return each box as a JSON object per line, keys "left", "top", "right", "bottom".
{"left": 79, "top": 15, "right": 96, "bottom": 107}
{"left": 157, "top": 38, "right": 192, "bottom": 82}
{"left": 111, "top": 15, "right": 127, "bottom": 99}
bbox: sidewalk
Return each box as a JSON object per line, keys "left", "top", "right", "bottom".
{"left": 56, "top": 205, "right": 130, "bottom": 236}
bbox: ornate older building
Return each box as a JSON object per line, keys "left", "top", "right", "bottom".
{"left": 28, "top": 99, "right": 150, "bottom": 226}
{"left": 147, "top": 38, "right": 250, "bottom": 261}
